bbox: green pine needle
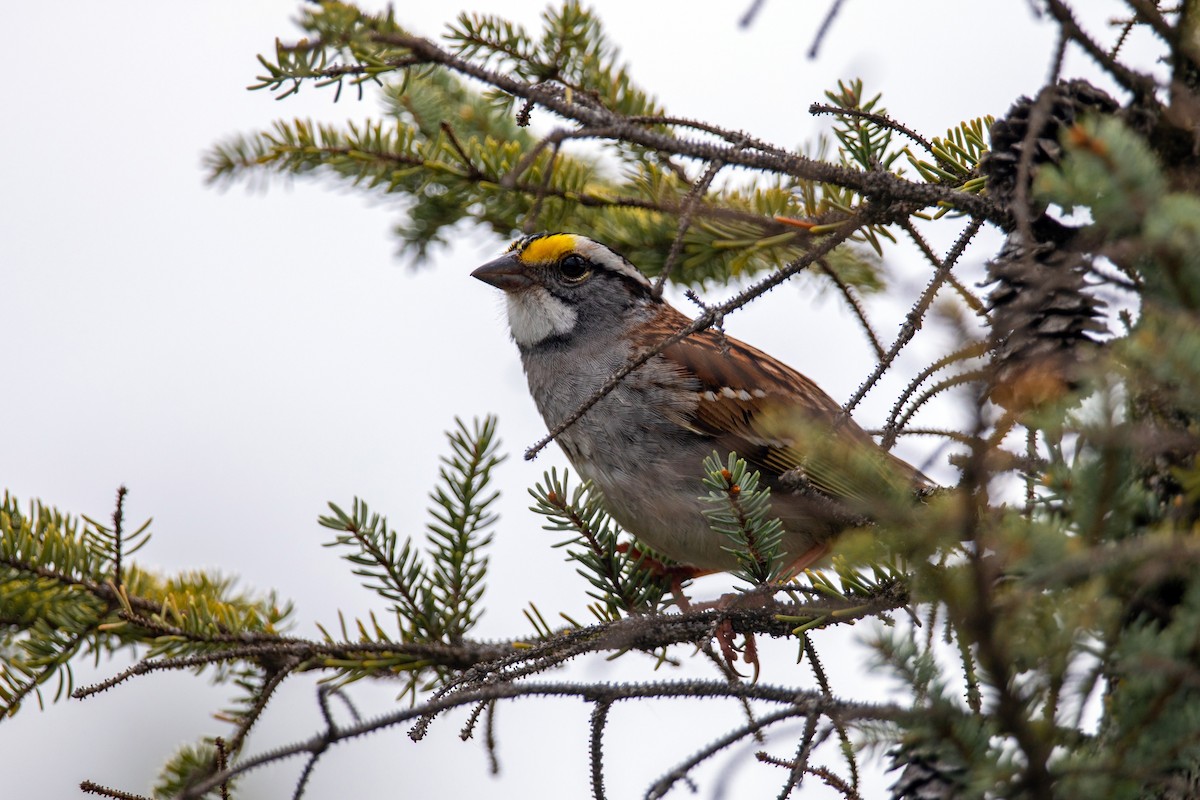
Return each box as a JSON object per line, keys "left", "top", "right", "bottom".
{"left": 528, "top": 468, "right": 671, "bottom": 617}
{"left": 698, "top": 451, "right": 785, "bottom": 586}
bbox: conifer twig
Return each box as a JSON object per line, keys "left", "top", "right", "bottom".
{"left": 180, "top": 680, "right": 905, "bottom": 798}
{"left": 843, "top": 218, "right": 982, "bottom": 422}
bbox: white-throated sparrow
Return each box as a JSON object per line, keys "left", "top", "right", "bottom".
{"left": 473, "top": 233, "right": 929, "bottom": 576}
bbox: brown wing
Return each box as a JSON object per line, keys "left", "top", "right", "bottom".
{"left": 652, "top": 318, "right": 928, "bottom": 505}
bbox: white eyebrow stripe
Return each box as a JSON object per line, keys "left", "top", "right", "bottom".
{"left": 572, "top": 237, "right": 652, "bottom": 288}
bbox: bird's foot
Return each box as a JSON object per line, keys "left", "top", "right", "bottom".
{"left": 683, "top": 591, "right": 768, "bottom": 682}
{"left": 714, "top": 618, "right": 761, "bottom": 682}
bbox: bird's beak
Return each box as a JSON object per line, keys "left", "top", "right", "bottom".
{"left": 471, "top": 254, "right": 534, "bottom": 292}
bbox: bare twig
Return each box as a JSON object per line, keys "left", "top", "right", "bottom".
{"left": 872, "top": 426, "right": 976, "bottom": 446}
{"left": 888, "top": 368, "right": 992, "bottom": 439}
{"left": 111, "top": 485, "right": 127, "bottom": 591}
{"left": 484, "top": 701, "right": 501, "bottom": 774}
{"left": 589, "top": 700, "right": 613, "bottom": 800}
{"left": 625, "top": 114, "right": 795, "bottom": 157}
{"left": 843, "top": 218, "right": 983, "bottom": 422}
{"left": 808, "top": 0, "right": 849, "bottom": 58}
{"left": 883, "top": 340, "right": 990, "bottom": 448}
{"left": 79, "top": 781, "right": 152, "bottom": 800}
{"left": 805, "top": 637, "right": 859, "bottom": 792}
{"left": 74, "top": 646, "right": 298, "bottom": 698}
{"left": 813, "top": 257, "right": 886, "bottom": 359}
{"left": 438, "top": 121, "right": 483, "bottom": 179}
{"left": 647, "top": 705, "right": 821, "bottom": 799}
{"left": 777, "top": 709, "right": 821, "bottom": 798}
{"left": 900, "top": 219, "right": 990, "bottom": 319}
{"left": 653, "top": 157, "right": 732, "bottom": 297}
{"left": 1046, "top": 0, "right": 1160, "bottom": 98}
{"left": 214, "top": 738, "right": 231, "bottom": 800}
{"left": 809, "top": 102, "right": 937, "bottom": 158}
{"left": 226, "top": 660, "right": 300, "bottom": 757}
{"left": 739, "top": 0, "right": 767, "bottom": 28}
{"left": 181, "top": 680, "right": 905, "bottom": 798}
{"left": 1123, "top": 0, "right": 1177, "bottom": 44}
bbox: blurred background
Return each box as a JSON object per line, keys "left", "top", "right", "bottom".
{"left": 1, "top": 1, "right": 1160, "bottom": 797}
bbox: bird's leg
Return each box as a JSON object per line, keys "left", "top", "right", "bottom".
{"left": 671, "top": 574, "right": 693, "bottom": 612}
{"left": 615, "top": 541, "right": 712, "bottom": 610}
{"left": 711, "top": 542, "right": 831, "bottom": 677}
{"left": 615, "top": 541, "right": 808, "bottom": 679}
{"left": 712, "top": 543, "right": 828, "bottom": 679}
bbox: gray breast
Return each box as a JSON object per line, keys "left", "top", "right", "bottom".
{"left": 519, "top": 339, "right": 745, "bottom": 567}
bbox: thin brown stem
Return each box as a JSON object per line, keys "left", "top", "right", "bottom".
{"left": 182, "top": 680, "right": 904, "bottom": 798}
{"left": 809, "top": 102, "right": 938, "bottom": 158}
{"left": 844, "top": 218, "right": 983, "bottom": 422}
{"left": 1124, "top": 0, "right": 1178, "bottom": 44}
{"left": 1047, "top": 0, "right": 1160, "bottom": 99}
{"left": 813, "top": 257, "right": 886, "bottom": 359}
{"left": 653, "top": 157, "right": 730, "bottom": 298}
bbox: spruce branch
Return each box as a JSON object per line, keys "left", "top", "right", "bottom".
{"left": 316, "top": 416, "right": 503, "bottom": 691}
{"left": 699, "top": 452, "right": 786, "bottom": 586}
{"left": 528, "top": 469, "right": 670, "bottom": 617}
{"left": 376, "top": 32, "right": 1006, "bottom": 222}
{"left": 0, "top": 493, "right": 284, "bottom": 716}
{"left": 236, "top": 8, "right": 1008, "bottom": 226}
{"left": 319, "top": 498, "right": 435, "bottom": 641}
{"left": 15, "top": 3, "right": 1200, "bottom": 798}
{"left": 425, "top": 416, "right": 504, "bottom": 642}
{"left": 180, "top": 677, "right": 906, "bottom": 799}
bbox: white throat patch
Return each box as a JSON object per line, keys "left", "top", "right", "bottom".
{"left": 506, "top": 286, "right": 577, "bottom": 347}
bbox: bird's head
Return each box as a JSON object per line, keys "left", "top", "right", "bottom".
{"left": 472, "top": 233, "right": 657, "bottom": 349}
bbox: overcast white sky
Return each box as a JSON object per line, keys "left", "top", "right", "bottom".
{"left": 2, "top": 2, "right": 1164, "bottom": 798}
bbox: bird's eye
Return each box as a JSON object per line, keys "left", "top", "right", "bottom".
{"left": 558, "top": 254, "right": 592, "bottom": 283}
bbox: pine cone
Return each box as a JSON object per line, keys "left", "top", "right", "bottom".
{"left": 986, "top": 234, "right": 1107, "bottom": 410}
{"left": 983, "top": 79, "right": 1119, "bottom": 218}
{"left": 888, "top": 744, "right": 967, "bottom": 800}
{"left": 982, "top": 79, "right": 1117, "bottom": 410}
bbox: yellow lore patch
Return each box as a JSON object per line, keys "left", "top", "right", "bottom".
{"left": 517, "top": 233, "right": 579, "bottom": 265}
